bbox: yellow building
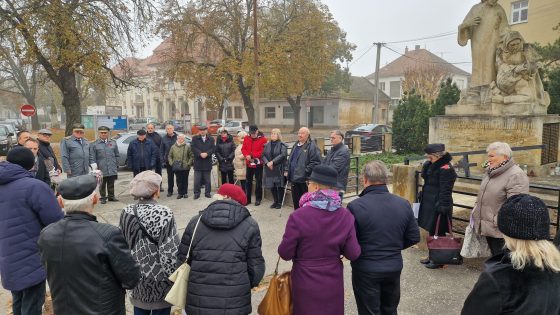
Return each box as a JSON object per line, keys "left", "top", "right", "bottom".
{"left": 498, "top": 0, "right": 560, "bottom": 45}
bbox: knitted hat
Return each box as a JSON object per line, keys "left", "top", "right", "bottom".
{"left": 498, "top": 194, "right": 550, "bottom": 240}
{"left": 136, "top": 129, "right": 147, "bottom": 135}
{"left": 7, "top": 147, "right": 35, "bottom": 170}
{"left": 217, "top": 183, "right": 247, "bottom": 206}
{"left": 130, "top": 170, "right": 162, "bottom": 199}
{"left": 424, "top": 143, "right": 445, "bottom": 154}
{"left": 309, "top": 165, "right": 338, "bottom": 188}
{"left": 249, "top": 125, "right": 258, "bottom": 133}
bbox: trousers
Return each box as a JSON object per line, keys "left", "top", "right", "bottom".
{"left": 245, "top": 166, "right": 263, "bottom": 202}
{"left": 165, "top": 164, "right": 175, "bottom": 193}
{"left": 175, "top": 169, "right": 190, "bottom": 195}
{"left": 352, "top": 270, "right": 401, "bottom": 315}
{"left": 194, "top": 170, "right": 212, "bottom": 196}
{"left": 11, "top": 280, "right": 46, "bottom": 315}
{"left": 100, "top": 175, "right": 117, "bottom": 199}
{"left": 291, "top": 182, "right": 308, "bottom": 209}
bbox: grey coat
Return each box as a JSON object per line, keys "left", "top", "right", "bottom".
{"left": 323, "top": 143, "right": 351, "bottom": 191}
{"left": 60, "top": 136, "right": 90, "bottom": 177}
{"left": 262, "top": 141, "right": 288, "bottom": 188}
{"left": 89, "top": 138, "right": 120, "bottom": 177}
{"left": 287, "top": 139, "right": 322, "bottom": 183}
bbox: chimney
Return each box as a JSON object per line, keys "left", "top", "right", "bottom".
{"left": 405, "top": 46, "right": 409, "bottom": 54}
{"left": 415, "top": 45, "right": 421, "bottom": 51}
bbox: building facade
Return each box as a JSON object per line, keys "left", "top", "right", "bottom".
{"left": 498, "top": 0, "right": 560, "bottom": 45}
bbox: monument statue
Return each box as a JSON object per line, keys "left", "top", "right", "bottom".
{"left": 491, "top": 30, "right": 551, "bottom": 114}
{"left": 458, "top": 0, "right": 509, "bottom": 91}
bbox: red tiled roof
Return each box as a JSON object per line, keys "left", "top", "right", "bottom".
{"left": 366, "top": 47, "right": 470, "bottom": 79}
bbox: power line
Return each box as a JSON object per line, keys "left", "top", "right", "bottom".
{"left": 385, "top": 31, "right": 458, "bottom": 44}
{"left": 383, "top": 44, "right": 472, "bottom": 65}
{"left": 350, "top": 43, "right": 376, "bottom": 66}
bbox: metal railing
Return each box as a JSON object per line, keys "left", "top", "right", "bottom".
{"left": 415, "top": 172, "right": 560, "bottom": 236}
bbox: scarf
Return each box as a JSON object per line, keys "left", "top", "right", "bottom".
{"left": 487, "top": 159, "right": 510, "bottom": 174}
{"left": 299, "top": 189, "right": 341, "bottom": 212}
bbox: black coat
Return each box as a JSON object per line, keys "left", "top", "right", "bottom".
{"left": 418, "top": 153, "right": 457, "bottom": 235}
{"left": 323, "top": 143, "right": 351, "bottom": 191}
{"left": 347, "top": 185, "right": 420, "bottom": 273}
{"left": 161, "top": 132, "right": 178, "bottom": 166}
{"left": 462, "top": 253, "right": 560, "bottom": 315}
{"left": 287, "top": 139, "right": 322, "bottom": 183}
{"left": 38, "top": 139, "right": 60, "bottom": 170}
{"left": 191, "top": 135, "right": 216, "bottom": 171}
{"left": 178, "top": 200, "right": 265, "bottom": 315}
{"left": 262, "top": 141, "right": 288, "bottom": 188}
{"left": 38, "top": 212, "right": 140, "bottom": 315}
{"left": 35, "top": 155, "right": 51, "bottom": 185}
{"left": 216, "top": 135, "right": 235, "bottom": 172}
{"left": 146, "top": 131, "right": 162, "bottom": 164}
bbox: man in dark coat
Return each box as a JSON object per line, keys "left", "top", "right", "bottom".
{"left": 348, "top": 160, "right": 420, "bottom": 315}
{"left": 38, "top": 174, "right": 140, "bottom": 315}
{"left": 191, "top": 124, "right": 216, "bottom": 199}
{"left": 12, "top": 130, "right": 31, "bottom": 147}
{"left": 215, "top": 128, "right": 235, "bottom": 184}
{"left": 241, "top": 125, "right": 267, "bottom": 205}
{"left": 89, "top": 126, "right": 120, "bottom": 204}
{"left": 323, "top": 130, "right": 351, "bottom": 194}
{"left": 37, "top": 128, "right": 61, "bottom": 172}
{"left": 146, "top": 123, "right": 164, "bottom": 192}
{"left": 178, "top": 184, "right": 264, "bottom": 315}
{"left": 161, "top": 125, "right": 178, "bottom": 196}
{"left": 418, "top": 143, "right": 457, "bottom": 269}
{"left": 286, "top": 127, "right": 322, "bottom": 209}
{"left": 24, "top": 138, "right": 51, "bottom": 185}
{"left": 127, "top": 129, "right": 157, "bottom": 177}
{"left": 0, "top": 147, "right": 64, "bottom": 315}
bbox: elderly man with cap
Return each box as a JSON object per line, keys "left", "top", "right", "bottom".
{"left": 127, "top": 129, "right": 157, "bottom": 177}
{"left": 191, "top": 123, "right": 216, "bottom": 199}
{"left": 0, "top": 147, "right": 63, "bottom": 315}
{"left": 241, "top": 125, "right": 267, "bottom": 205}
{"left": 37, "top": 128, "right": 61, "bottom": 174}
{"left": 462, "top": 194, "right": 560, "bottom": 314}
{"left": 38, "top": 174, "right": 140, "bottom": 315}
{"left": 347, "top": 160, "right": 420, "bottom": 314}
{"left": 89, "top": 126, "right": 120, "bottom": 204}
{"left": 417, "top": 143, "right": 457, "bottom": 269}
{"left": 60, "top": 123, "right": 90, "bottom": 177}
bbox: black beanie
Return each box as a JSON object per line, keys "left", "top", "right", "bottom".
{"left": 309, "top": 165, "right": 338, "bottom": 187}
{"left": 7, "top": 147, "right": 35, "bottom": 171}
{"left": 498, "top": 194, "right": 550, "bottom": 240}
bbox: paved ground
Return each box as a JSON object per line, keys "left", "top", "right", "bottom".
{"left": 0, "top": 168, "right": 483, "bottom": 315}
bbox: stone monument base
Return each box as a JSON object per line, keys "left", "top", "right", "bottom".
{"left": 429, "top": 115, "right": 560, "bottom": 176}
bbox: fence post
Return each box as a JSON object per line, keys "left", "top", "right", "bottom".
{"left": 383, "top": 133, "right": 392, "bottom": 153}
{"left": 316, "top": 137, "right": 325, "bottom": 157}
{"left": 352, "top": 135, "right": 361, "bottom": 155}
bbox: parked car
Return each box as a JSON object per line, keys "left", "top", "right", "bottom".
{"left": 128, "top": 117, "right": 159, "bottom": 130}
{"left": 344, "top": 124, "right": 392, "bottom": 152}
{"left": 223, "top": 120, "right": 249, "bottom": 134}
{"left": 0, "top": 118, "right": 25, "bottom": 131}
{"left": 161, "top": 120, "right": 185, "bottom": 132}
{"left": 0, "top": 123, "right": 17, "bottom": 143}
{"left": 0, "top": 125, "right": 14, "bottom": 156}
{"left": 191, "top": 121, "right": 221, "bottom": 135}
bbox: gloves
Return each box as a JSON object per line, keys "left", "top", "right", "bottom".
{"left": 90, "top": 163, "right": 98, "bottom": 171}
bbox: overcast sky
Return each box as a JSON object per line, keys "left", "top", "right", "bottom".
{"left": 139, "top": 0, "right": 481, "bottom": 77}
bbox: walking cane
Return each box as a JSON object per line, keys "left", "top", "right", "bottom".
{"left": 279, "top": 180, "right": 290, "bottom": 217}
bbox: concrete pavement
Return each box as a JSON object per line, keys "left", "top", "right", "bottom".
{"left": 1, "top": 168, "right": 482, "bottom": 314}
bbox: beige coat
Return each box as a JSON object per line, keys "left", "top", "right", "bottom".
{"left": 472, "top": 159, "right": 529, "bottom": 238}
{"left": 233, "top": 144, "right": 246, "bottom": 180}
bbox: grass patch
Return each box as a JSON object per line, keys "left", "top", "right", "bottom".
{"left": 350, "top": 152, "right": 411, "bottom": 173}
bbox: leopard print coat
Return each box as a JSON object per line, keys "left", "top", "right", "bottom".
{"left": 119, "top": 200, "right": 180, "bottom": 309}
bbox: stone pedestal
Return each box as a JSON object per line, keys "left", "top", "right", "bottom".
{"left": 429, "top": 114, "right": 560, "bottom": 176}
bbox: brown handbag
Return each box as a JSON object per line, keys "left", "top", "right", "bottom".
{"left": 257, "top": 256, "right": 292, "bottom": 315}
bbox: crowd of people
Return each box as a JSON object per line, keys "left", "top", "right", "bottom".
{"left": 1, "top": 122, "right": 560, "bottom": 315}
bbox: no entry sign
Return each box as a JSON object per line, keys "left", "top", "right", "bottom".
{"left": 20, "top": 104, "right": 36, "bottom": 117}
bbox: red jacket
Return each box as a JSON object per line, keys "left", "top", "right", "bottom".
{"left": 241, "top": 133, "right": 267, "bottom": 168}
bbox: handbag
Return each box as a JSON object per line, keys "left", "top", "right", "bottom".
{"left": 461, "top": 223, "right": 491, "bottom": 259}
{"left": 164, "top": 215, "right": 202, "bottom": 308}
{"left": 171, "top": 146, "right": 187, "bottom": 172}
{"left": 427, "top": 215, "right": 463, "bottom": 265}
{"left": 257, "top": 256, "right": 292, "bottom": 315}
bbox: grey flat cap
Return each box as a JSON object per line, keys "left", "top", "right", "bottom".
{"left": 38, "top": 128, "right": 53, "bottom": 135}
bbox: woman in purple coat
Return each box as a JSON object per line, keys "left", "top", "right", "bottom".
{"left": 278, "top": 165, "right": 361, "bottom": 315}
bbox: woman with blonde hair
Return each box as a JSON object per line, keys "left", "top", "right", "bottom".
{"left": 234, "top": 131, "right": 247, "bottom": 192}
{"left": 462, "top": 194, "right": 560, "bottom": 314}
{"left": 262, "top": 128, "right": 288, "bottom": 208}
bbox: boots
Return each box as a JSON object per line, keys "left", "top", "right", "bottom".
{"left": 270, "top": 187, "right": 279, "bottom": 208}
{"left": 275, "top": 187, "right": 284, "bottom": 209}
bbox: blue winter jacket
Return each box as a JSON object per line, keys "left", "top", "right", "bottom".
{"left": 0, "top": 162, "right": 63, "bottom": 291}
{"left": 127, "top": 138, "right": 157, "bottom": 172}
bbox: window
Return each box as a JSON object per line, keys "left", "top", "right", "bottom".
{"left": 283, "top": 106, "right": 294, "bottom": 119}
{"left": 389, "top": 81, "right": 401, "bottom": 98}
{"left": 226, "top": 107, "right": 233, "bottom": 119}
{"left": 234, "top": 106, "right": 243, "bottom": 119}
{"left": 265, "top": 107, "right": 276, "bottom": 119}
{"left": 511, "top": 0, "right": 528, "bottom": 24}
{"left": 379, "top": 82, "right": 386, "bottom": 91}
{"left": 312, "top": 106, "right": 324, "bottom": 124}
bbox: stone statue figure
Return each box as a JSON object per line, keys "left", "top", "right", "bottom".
{"left": 458, "top": 0, "right": 509, "bottom": 90}
{"left": 491, "top": 30, "right": 550, "bottom": 113}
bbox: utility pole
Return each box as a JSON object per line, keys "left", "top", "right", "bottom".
{"left": 373, "top": 42, "right": 383, "bottom": 124}
{"left": 253, "top": 0, "right": 259, "bottom": 125}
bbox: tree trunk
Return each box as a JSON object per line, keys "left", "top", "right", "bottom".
{"left": 237, "top": 76, "right": 255, "bottom": 124}
{"left": 287, "top": 95, "right": 302, "bottom": 132}
{"left": 50, "top": 104, "right": 60, "bottom": 129}
{"left": 60, "top": 68, "right": 81, "bottom": 136}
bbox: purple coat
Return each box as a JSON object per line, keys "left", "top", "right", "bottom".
{"left": 278, "top": 204, "right": 361, "bottom": 315}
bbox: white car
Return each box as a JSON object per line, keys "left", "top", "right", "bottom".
{"left": 223, "top": 120, "right": 249, "bottom": 134}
